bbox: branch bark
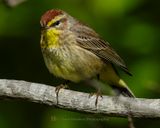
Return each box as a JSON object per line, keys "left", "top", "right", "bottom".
{"left": 0, "top": 79, "right": 159, "bottom": 118}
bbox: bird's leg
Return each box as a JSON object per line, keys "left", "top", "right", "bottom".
{"left": 89, "top": 88, "right": 103, "bottom": 107}
{"left": 55, "top": 80, "right": 70, "bottom": 104}
{"left": 86, "top": 77, "right": 103, "bottom": 107}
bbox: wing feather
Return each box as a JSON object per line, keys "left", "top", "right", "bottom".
{"left": 71, "top": 24, "right": 131, "bottom": 75}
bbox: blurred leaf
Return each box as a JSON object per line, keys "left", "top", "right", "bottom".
{"left": 91, "top": 0, "right": 143, "bottom": 17}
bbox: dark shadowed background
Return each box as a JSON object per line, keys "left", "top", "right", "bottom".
{"left": 0, "top": 0, "right": 160, "bottom": 128}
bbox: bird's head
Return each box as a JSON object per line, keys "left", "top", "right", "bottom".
{"left": 40, "top": 9, "right": 71, "bottom": 33}
{"left": 40, "top": 9, "right": 72, "bottom": 48}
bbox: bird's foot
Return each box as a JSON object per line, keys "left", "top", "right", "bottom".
{"left": 89, "top": 90, "right": 103, "bottom": 107}
{"left": 55, "top": 84, "right": 69, "bottom": 104}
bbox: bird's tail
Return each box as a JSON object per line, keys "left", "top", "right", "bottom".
{"left": 109, "top": 79, "right": 135, "bottom": 97}
{"left": 100, "top": 63, "right": 135, "bottom": 97}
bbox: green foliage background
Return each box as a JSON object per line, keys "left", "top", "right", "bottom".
{"left": 0, "top": 0, "right": 160, "bottom": 128}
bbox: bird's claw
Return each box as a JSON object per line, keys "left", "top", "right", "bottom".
{"left": 89, "top": 90, "right": 103, "bottom": 107}
{"left": 55, "top": 84, "right": 68, "bottom": 104}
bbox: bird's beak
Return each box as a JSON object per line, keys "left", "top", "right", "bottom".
{"left": 41, "top": 26, "right": 50, "bottom": 31}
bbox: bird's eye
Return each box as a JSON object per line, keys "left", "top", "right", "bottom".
{"left": 51, "top": 20, "right": 61, "bottom": 27}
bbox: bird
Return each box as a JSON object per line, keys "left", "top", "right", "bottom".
{"left": 40, "top": 9, "right": 135, "bottom": 105}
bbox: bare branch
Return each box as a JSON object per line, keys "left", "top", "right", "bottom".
{"left": 0, "top": 79, "right": 159, "bottom": 118}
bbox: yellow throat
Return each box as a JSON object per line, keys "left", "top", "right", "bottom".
{"left": 41, "top": 28, "right": 62, "bottom": 49}
{"left": 40, "top": 15, "right": 65, "bottom": 49}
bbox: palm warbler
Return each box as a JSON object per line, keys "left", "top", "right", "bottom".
{"left": 40, "top": 9, "right": 135, "bottom": 99}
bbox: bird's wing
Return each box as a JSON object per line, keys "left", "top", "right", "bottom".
{"left": 72, "top": 25, "right": 131, "bottom": 75}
